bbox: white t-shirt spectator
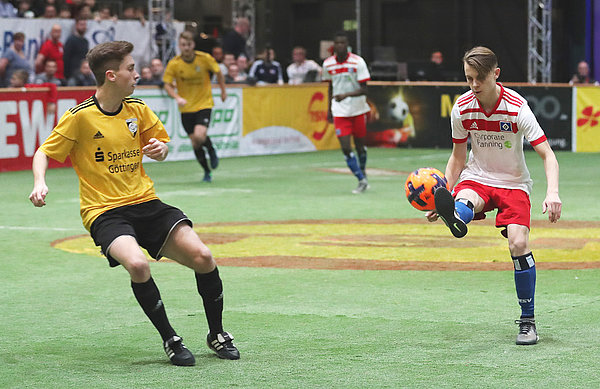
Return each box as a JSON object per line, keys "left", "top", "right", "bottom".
{"left": 287, "top": 59, "right": 321, "bottom": 85}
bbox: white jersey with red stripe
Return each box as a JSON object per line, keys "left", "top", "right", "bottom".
{"left": 451, "top": 83, "right": 547, "bottom": 194}
{"left": 322, "top": 53, "right": 371, "bottom": 117}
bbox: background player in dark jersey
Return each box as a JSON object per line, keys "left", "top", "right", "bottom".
{"left": 163, "top": 31, "right": 227, "bottom": 183}
{"left": 29, "top": 41, "right": 239, "bottom": 366}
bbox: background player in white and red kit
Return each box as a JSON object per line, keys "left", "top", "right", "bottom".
{"left": 427, "top": 46, "right": 562, "bottom": 345}
{"left": 323, "top": 31, "right": 371, "bottom": 194}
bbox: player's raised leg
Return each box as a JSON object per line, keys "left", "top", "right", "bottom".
{"left": 434, "top": 187, "right": 472, "bottom": 238}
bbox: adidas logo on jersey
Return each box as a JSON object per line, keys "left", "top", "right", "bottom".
{"left": 470, "top": 122, "right": 478, "bottom": 129}
{"left": 93, "top": 131, "right": 104, "bottom": 139}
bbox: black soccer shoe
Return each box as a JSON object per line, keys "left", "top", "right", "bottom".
{"left": 208, "top": 147, "right": 219, "bottom": 170}
{"left": 207, "top": 331, "right": 240, "bottom": 360}
{"left": 164, "top": 335, "right": 196, "bottom": 366}
{"left": 434, "top": 187, "right": 468, "bottom": 238}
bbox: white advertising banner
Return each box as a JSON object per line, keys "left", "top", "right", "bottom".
{"left": 133, "top": 87, "right": 243, "bottom": 162}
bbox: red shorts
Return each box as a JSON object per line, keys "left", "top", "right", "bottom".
{"left": 453, "top": 180, "right": 531, "bottom": 230}
{"left": 333, "top": 113, "right": 367, "bottom": 138}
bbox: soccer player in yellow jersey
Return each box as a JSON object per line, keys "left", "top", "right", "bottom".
{"left": 163, "top": 31, "right": 227, "bottom": 182}
{"left": 29, "top": 41, "right": 240, "bottom": 366}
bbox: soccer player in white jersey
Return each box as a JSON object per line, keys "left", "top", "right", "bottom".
{"left": 426, "top": 46, "right": 562, "bottom": 345}
{"left": 323, "top": 31, "right": 371, "bottom": 194}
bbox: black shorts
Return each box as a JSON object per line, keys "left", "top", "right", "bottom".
{"left": 90, "top": 199, "right": 192, "bottom": 267}
{"left": 181, "top": 109, "right": 212, "bottom": 135}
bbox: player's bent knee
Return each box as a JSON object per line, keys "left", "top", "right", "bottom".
{"left": 124, "top": 257, "right": 151, "bottom": 280}
{"left": 508, "top": 238, "right": 529, "bottom": 256}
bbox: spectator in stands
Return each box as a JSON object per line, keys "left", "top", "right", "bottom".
{"left": 248, "top": 47, "right": 284, "bottom": 85}
{"left": 78, "top": 4, "right": 92, "bottom": 19}
{"left": 569, "top": 60, "right": 597, "bottom": 85}
{"left": 122, "top": 4, "right": 146, "bottom": 24}
{"left": 225, "top": 63, "right": 247, "bottom": 84}
{"left": 427, "top": 50, "right": 446, "bottom": 81}
{"left": 58, "top": 5, "right": 71, "bottom": 18}
{"left": 35, "top": 59, "right": 63, "bottom": 86}
{"left": 41, "top": 4, "right": 58, "bottom": 18}
{"left": 223, "top": 53, "right": 236, "bottom": 73}
{"left": 67, "top": 59, "right": 95, "bottom": 86}
{"left": 211, "top": 46, "right": 227, "bottom": 73}
{"left": 10, "top": 69, "right": 57, "bottom": 114}
{"left": 17, "top": 0, "right": 36, "bottom": 18}
{"left": 222, "top": 17, "right": 250, "bottom": 59}
{"left": 0, "top": 0, "right": 17, "bottom": 17}
{"left": 150, "top": 58, "right": 164, "bottom": 84}
{"left": 35, "top": 24, "right": 65, "bottom": 81}
{"left": 63, "top": 17, "right": 89, "bottom": 80}
{"left": 287, "top": 46, "right": 321, "bottom": 84}
{"left": 211, "top": 46, "right": 228, "bottom": 83}
{"left": 237, "top": 54, "right": 249, "bottom": 79}
{"left": 0, "top": 32, "right": 32, "bottom": 87}
{"left": 137, "top": 66, "right": 155, "bottom": 85}
{"left": 95, "top": 5, "right": 116, "bottom": 21}
{"left": 66, "top": 0, "right": 83, "bottom": 17}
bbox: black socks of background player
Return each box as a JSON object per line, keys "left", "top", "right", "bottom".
{"left": 131, "top": 277, "right": 176, "bottom": 342}
{"left": 195, "top": 267, "right": 224, "bottom": 335}
{"left": 193, "top": 137, "right": 215, "bottom": 173}
{"left": 193, "top": 146, "right": 210, "bottom": 173}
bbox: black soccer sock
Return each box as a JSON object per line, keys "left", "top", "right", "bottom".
{"left": 358, "top": 148, "right": 367, "bottom": 173}
{"left": 193, "top": 146, "right": 210, "bottom": 173}
{"left": 131, "top": 277, "right": 177, "bottom": 342}
{"left": 195, "top": 267, "right": 224, "bottom": 335}
{"left": 203, "top": 136, "right": 215, "bottom": 152}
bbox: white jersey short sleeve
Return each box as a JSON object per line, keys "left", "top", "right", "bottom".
{"left": 450, "top": 84, "right": 547, "bottom": 194}
{"left": 322, "top": 53, "right": 371, "bottom": 117}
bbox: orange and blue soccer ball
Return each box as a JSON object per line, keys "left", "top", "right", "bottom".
{"left": 405, "top": 167, "right": 448, "bottom": 211}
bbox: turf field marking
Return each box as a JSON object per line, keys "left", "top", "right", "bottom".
{"left": 50, "top": 219, "right": 600, "bottom": 270}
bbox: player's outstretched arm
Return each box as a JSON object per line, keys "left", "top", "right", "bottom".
{"left": 142, "top": 138, "right": 169, "bottom": 161}
{"left": 533, "top": 140, "right": 561, "bottom": 223}
{"left": 29, "top": 149, "right": 50, "bottom": 207}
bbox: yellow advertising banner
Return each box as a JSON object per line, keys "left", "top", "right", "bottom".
{"left": 575, "top": 86, "right": 600, "bottom": 152}
{"left": 242, "top": 85, "right": 339, "bottom": 154}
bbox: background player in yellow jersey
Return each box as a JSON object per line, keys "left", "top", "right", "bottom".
{"left": 163, "top": 31, "right": 227, "bottom": 182}
{"left": 29, "top": 41, "right": 239, "bottom": 366}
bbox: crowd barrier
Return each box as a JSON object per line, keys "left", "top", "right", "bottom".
{"left": 0, "top": 82, "right": 597, "bottom": 172}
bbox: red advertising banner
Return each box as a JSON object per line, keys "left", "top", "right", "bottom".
{"left": 0, "top": 88, "right": 94, "bottom": 172}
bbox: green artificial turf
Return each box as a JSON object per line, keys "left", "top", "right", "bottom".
{"left": 1, "top": 148, "right": 599, "bottom": 388}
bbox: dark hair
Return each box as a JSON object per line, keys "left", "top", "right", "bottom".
{"left": 86, "top": 41, "right": 134, "bottom": 86}
{"left": 334, "top": 31, "right": 349, "bottom": 40}
{"left": 463, "top": 46, "right": 498, "bottom": 78}
{"left": 13, "top": 32, "right": 25, "bottom": 41}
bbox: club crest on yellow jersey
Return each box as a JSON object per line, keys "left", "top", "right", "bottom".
{"left": 126, "top": 118, "right": 138, "bottom": 137}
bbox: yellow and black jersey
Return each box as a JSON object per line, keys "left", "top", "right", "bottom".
{"left": 38, "top": 95, "right": 169, "bottom": 230}
{"left": 162, "top": 50, "right": 221, "bottom": 113}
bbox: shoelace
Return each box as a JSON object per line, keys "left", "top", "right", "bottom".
{"left": 515, "top": 320, "right": 534, "bottom": 334}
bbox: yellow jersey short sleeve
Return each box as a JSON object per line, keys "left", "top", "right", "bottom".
{"left": 163, "top": 51, "right": 220, "bottom": 113}
{"left": 38, "top": 96, "right": 170, "bottom": 231}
